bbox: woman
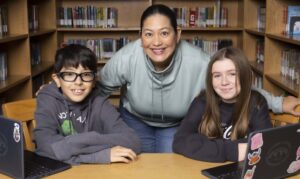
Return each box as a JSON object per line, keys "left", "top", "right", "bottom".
{"left": 99, "top": 4, "right": 300, "bottom": 153}
{"left": 172, "top": 47, "right": 272, "bottom": 162}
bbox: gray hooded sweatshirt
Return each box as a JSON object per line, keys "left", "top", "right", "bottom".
{"left": 34, "top": 82, "right": 141, "bottom": 165}
{"left": 100, "top": 39, "right": 283, "bottom": 127}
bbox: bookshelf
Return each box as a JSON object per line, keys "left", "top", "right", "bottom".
{"left": 55, "top": 0, "right": 244, "bottom": 106}
{"left": 3, "top": 0, "right": 299, "bottom": 116}
{"left": 0, "top": 0, "right": 56, "bottom": 107}
{"left": 243, "top": 0, "right": 300, "bottom": 123}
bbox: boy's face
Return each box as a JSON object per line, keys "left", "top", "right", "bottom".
{"left": 52, "top": 65, "right": 95, "bottom": 103}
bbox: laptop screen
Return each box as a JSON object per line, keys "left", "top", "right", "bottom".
{"left": 242, "top": 123, "right": 300, "bottom": 178}
{"left": 0, "top": 117, "right": 24, "bottom": 178}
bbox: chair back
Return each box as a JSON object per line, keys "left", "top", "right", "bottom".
{"left": 2, "top": 98, "right": 36, "bottom": 151}
{"left": 269, "top": 105, "right": 300, "bottom": 127}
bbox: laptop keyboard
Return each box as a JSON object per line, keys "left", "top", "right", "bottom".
{"left": 25, "top": 160, "right": 53, "bottom": 178}
{"left": 216, "top": 169, "right": 242, "bottom": 179}
{"left": 202, "top": 162, "right": 244, "bottom": 179}
{"left": 24, "top": 150, "right": 71, "bottom": 179}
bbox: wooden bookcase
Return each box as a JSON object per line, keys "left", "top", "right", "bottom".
{"left": 0, "top": 0, "right": 56, "bottom": 107}
{"left": 55, "top": 0, "right": 244, "bottom": 106}
{"left": 243, "top": 0, "right": 300, "bottom": 124}
{"left": 2, "top": 0, "right": 300, "bottom": 120}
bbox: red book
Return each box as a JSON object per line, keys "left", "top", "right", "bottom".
{"left": 189, "top": 8, "right": 196, "bottom": 27}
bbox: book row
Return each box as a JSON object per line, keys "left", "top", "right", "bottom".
{"left": 57, "top": 6, "right": 117, "bottom": 28}
{"left": 28, "top": 5, "right": 39, "bottom": 32}
{"left": 30, "top": 41, "right": 41, "bottom": 67}
{"left": 62, "top": 37, "right": 130, "bottom": 60}
{"left": 0, "top": 6, "right": 8, "bottom": 37}
{"left": 281, "top": 49, "right": 300, "bottom": 85}
{"left": 0, "top": 52, "right": 7, "bottom": 81}
{"left": 283, "top": 5, "right": 300, "bottom": 35}
{"left": 256, "top": 39, "right": 264, "bottom": 64}
{"left": 186, "top": 37, "right": 232, "bottom": 56}
{"left": 173, "top": 6, "right": 228, "bottom": 28}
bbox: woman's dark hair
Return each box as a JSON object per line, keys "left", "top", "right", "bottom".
{"left": 140, "top": 4, "right": 178, "bottom": 34}
{"left": 54, "top": 44, "right": 97, "bottom": 73}
{"left": 199, "top": 47, "right": 253, "bottom": 140}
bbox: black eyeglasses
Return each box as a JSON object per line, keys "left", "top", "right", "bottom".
{"left": 57, "top": 72, "right": 96, "bottom": 82}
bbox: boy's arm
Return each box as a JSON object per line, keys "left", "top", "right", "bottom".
{"left": 96, "top": 98, "right": 141, "bottom": 154}
{"left": 65, "top": 149, "right": 111, "bottom": 165}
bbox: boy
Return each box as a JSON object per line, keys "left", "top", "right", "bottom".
{"left": 34, "top": 44, "right": 141, "bottom": 165}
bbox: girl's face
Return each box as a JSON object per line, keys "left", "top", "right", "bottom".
{"left": 141, "top": 14, "right": 181, "bottom": 71}
{"left": 52, "top": 65, "right": 95, "bottom": 103}
{"left": 212, "top": 58, "right": 241, "bottom": 103}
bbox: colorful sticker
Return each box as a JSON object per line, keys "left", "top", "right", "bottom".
{"left": 248, "top": 148, "right": 261, "bottom": 166}
{"left": 287, "top": 160, "right": 300, "bottom": 174}
{"left": 244, "top": 165, "right": 256, "bottom": 179}
{"left": 13, "top": 123, "right": 21, "bottom": 143}
{"left": 251, "top": 133, "right": 263, "bottom": 150}
{"left": 296, "top": 146, "right": 300, "bottom": 160}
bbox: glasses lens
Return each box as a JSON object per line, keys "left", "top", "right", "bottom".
{"left": 81, "top": 72, "right": 95, "bottom": 82}
{"left": 60, "top": 72, "right": 77, "bottom": 82}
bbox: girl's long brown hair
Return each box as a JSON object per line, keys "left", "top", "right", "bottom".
{"left": 199, "top": 47, "right": 253, "bottom": 140}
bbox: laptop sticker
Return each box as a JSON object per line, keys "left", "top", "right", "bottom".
{"left": 287, "top": 146, "right": 300, "bottom": 174}
{"left": 13, "top": 123, "right": 21, "bottom": 143}
{"left": 243, "top": 165, "right": 256, "bottom": 179}
{"left": 287, "top": 160, "right": 300, "bottom": 174}
{"left": 251, "top": 133, "right": 263, "bottom": 150}
{"left": 248, "top": 148, "right": 261, "bottom": 166}
{"left": 297, "top": 146, "right": 300, "bottom": 160}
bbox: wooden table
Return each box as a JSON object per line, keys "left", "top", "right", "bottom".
{"left": 1, "top": 153, "right": 299, "bottom": 179}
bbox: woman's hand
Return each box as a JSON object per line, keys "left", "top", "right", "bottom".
{"left": 110, "top": 146, "right": 137, "bottom": 163}
{"left": 282, "top": 96, "right": 300, "bottom": 116}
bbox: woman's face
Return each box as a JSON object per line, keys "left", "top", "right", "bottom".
{"left": 212, "top": 58, "right": 241, "bottom": 103}
{"left": 141, "top": 14, "right": 181, "bottom": 70}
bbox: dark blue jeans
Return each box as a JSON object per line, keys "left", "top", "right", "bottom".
{"left": 119, "top": 106, "right": 178, "bottom": 153}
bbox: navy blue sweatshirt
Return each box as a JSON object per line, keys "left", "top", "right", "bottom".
{"left": 34, "top": 82, "right": 141, "bottom": 165}
{"left": 173, "top": 90, "right": 272, "bottom": 162}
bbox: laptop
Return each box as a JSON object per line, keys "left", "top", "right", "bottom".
{"left": 0, "top": 116, "right": 71, "bottom": 179}
{"left": 201, "top": 123, "right": 300, "bottom": 179}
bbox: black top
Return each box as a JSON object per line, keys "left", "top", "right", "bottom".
{"left": 173, "top": 90, "right": 272, "bottom": 162}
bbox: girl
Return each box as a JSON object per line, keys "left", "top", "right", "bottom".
{"left": 173, "top": 47, "right": 272, "bottom": 162}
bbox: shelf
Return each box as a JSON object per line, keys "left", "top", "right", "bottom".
{"left": 29, "top": 29, "right": 56, "bottom": 38}
{"left": 31, "top": 61, "right": 54, "bottom": 78}
{"left": 245, "top": 28, "right": 265, "bottom": 37}
{"left": 0, "top": 75, "right": 31, "bottom": 93}
{"left": 97, "top": 60, "right": 109, "bottom": 65}
{"left": 266, "top": 33, "right": 300, "bottom": 46}
{"left": 265, "top": 74, "right": 298, "bottom": 96}
{"left": 57, "top": 27, "right": 244, "bottom": 32}
{"left": 249, "top": 61, "right": 263, "bottom": 75}
{"left": 57, "top": 27, "right": 140, "bottom": 32}
{"left": 181, "top": 27, "right": 244, "bottom": 31}
{"left": 111, "top": 90, "right": 121, "bottom": 96}
{"left": 0, "top": 34, "right": 28, "bottom": 44}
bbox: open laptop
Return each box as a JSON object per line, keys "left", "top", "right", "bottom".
{"left": 202, "top": 123, "right": 300, "bottom": 179}
{"left": 0, "top": 116, "right": 71, "bottom": 179}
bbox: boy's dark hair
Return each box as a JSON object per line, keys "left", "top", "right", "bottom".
{"left": 140, "top": 4, "right": 178, "bottom": 34}
{"left": 54, "top": 44, "right": 97, "bottom": 73}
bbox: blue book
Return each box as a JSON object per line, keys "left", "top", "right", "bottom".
{"left": 287, "top": 6, "right": 300, "bottom": 35}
